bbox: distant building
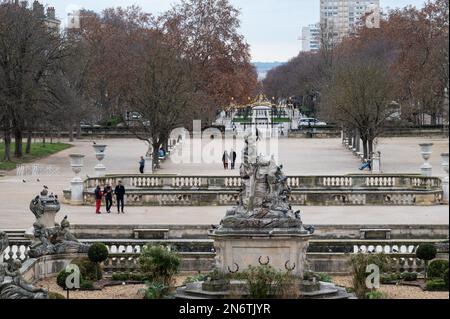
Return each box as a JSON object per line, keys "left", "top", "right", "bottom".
{"left": 320, "top": 0, "right": 380, "bottom": 43}
{"left": 301, "top": 23, "right": 321, "bottom": 52}
{"left": 1, "top": 0, "right": 61, "bottom": 31}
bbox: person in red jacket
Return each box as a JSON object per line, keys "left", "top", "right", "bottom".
{"left": 94, "top": 185, "right": 103, "bottom": 214}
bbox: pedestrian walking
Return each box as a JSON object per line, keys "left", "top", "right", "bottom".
{"left": 222, "top": 151, "right": 229, "bottom": 170}
{"left": 103, "top": 184, "right": 113, "bottom": 213}
{"left": 139, "top": 156, "right": 145, "bottom": 174}
{"left": 94, "top": 185, "right": 103, "bottom": 214}
{"left": 114, "top": 180, "right": 126, "bottom": 214}
{"left": 230, "top": 149, "right": 237, "bottom": 170}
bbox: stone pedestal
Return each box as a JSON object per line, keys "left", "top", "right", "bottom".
{"left": 94, "top": 164, "right": 106, "bottom": 177}
{"left": 371, "top": 152, "right": 381, "bottom": 174}
{"left": 441, "top": 153, "right": 449, "bottom": 204}
{"left": 419, "top": 143, "right": 433, "bottom": 177}
{"left": 211, "top": 232, "right": 312, "bottom": 277}
{"left": 144, "top": 156, "right": 153, "bottom": 174}
{"left": 70, "top": 178, "right": 84, "bottom": 205}
{"left": 93, "top": 145, "right": 107, "bottom": 177}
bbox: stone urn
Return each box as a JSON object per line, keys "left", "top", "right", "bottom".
{"left": 419, "top": 143, "right": 433, "bottom": 176}
{"left": 69, "top": 154, "right": 85, "bottom": 205}
{"left": 93, "top": 144, "right": 107, "bottom": 177}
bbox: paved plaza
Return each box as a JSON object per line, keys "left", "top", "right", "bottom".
{"left": 0, "top": 136, "right": 448, "bottom": 230}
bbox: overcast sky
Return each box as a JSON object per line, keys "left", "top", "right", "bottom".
{"left": 52, "top": 0, "right": 426, "bottom": 62}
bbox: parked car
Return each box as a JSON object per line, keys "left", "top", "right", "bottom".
{"left": 298, "top": 118, "right": 327, "bottom": 127}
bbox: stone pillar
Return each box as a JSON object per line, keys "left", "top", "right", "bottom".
{"left": 144, "top": 156, "right": 153, "bottom": 174}
{"left": 371, "top": 151, "right": 381, "bottom": 174}
{"left": 419, "top": 143, "right": 433, "bottom": 176}
{"left": 69, "top": 154, "right": 85, "bottom": 205}
{"left": 441, "top": 153, "right": 449, "bottom": 203}
{"left": 93, "top": 145, "right": 107, "bottom": 177}
{"left": 354, "top": 129, "right": 361, "bottom": 153}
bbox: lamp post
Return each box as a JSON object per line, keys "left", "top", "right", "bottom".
{"left": 69, "top": 154, "right": 85, "bottom": 205}
{"left": 419, "top": 143, "right": 433, "bottom": 176}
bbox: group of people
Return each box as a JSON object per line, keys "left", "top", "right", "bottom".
{"left": 94, "top": 181, "right": 126, "bottom": 214}
{"left": 222, "top": 150, "right": 237, "bottom": 170}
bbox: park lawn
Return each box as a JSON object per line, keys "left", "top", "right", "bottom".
{"left": 0, "top": 142, "right": 72, "bottom": 171}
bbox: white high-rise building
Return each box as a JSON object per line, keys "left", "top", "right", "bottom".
{"left": 320, "top": 0, "right": 380, "bottom": 43}
{"left": 301, "top": 24, "right": 321, "bottom": 52}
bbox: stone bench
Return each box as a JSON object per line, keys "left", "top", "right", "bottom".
{"left": 133, "top": 228, "right": 169, "bottom": 240}
{"left": 360, "top": 228, "right": 392, "bottom": 240}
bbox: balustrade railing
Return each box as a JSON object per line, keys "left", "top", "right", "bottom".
{"left": 84, "top": 174, "right": 442, "bottom": 191}
{"left": 3, "top": 239, "right": 446, "bottom": 274}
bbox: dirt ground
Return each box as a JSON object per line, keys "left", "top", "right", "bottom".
{"left": 332, "top": 276, "right": 449, "bottom": 299}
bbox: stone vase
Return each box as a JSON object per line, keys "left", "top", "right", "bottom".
{"left": 69, "top": 154, "right": 85, "bottom": 205}
{"left": 419, "top": 143, "right": 433, "bottom": 177}
{"left": 93, "top": 145, "right": 107, "bottom": 177}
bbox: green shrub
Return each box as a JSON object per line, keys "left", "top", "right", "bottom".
{"left": 111, "top": 272, "right": 130, "bottom": 281}
{"left": 88, "top": 243, "right": 109, "bottom": 263}
{"left": 80, "top": 280, "right": 94, "bottom": 290}
{"left": 366, "top": 290, "right": 388, "bottom": 299}
{"left": 315, "top": 272, "right": 332, "bottom": 283}
{"left": 244, "top": 265, "right": 279, "bottom": 299}
{"left": 130, "top": 272, "right": 147, "bottom": 281}
{"left": 140, "top": 282, "right": 169, "bottom": 299}
{"left": 380, "top": 273, "right": 401, "bottom": 284}
{"left": 348, "top": 253, "right": 393, "bottom": 299}
{"left": 48, "top": 292, "right": 66, "bottom": 299}
{"left": 184, "top": 274, "right": 209, "bottom": 285}
{"left": 72, "top": 258, "right": 102, "bottom": 281}
{"left": 425, "top": 278, "right": 448, "bottom": 291}
{"left": 427, "top": 259, "right": 449, "bottom": 278}
{"left": 416, "top": 244, "right": 437, "bottom": 277}
{"left": 57, "top": 268, "right": 82, "bottom": 290}
{"left": 443, "top": 268, "right": 449, "bottom": 288}
{"left": 138, "top": 245, "right": 181, "bottom": 286}
{"left": 401, "top": 272, "right": 418, "bottom": 282}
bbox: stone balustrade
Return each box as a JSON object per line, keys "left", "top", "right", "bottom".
{"left": 76, "top": 174, "right": 444, "bottom": 206}
{"left": 4, "top": 238, "right": 446, "bottom": 275}
{"left": 84, "top": 174, "right": 442, "bottom": 190}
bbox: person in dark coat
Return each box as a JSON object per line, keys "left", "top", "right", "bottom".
{"left": 103, "top": 184, "right": 113, "bottom": 214}
{"left": 114, "top": 180, "right": 126, "bottom": 214}
{"left": 139, "top": 156, "right": 145, "bottom": 174}
{"left": 230, "top": 149, "right": 237, "bottom": 170}
{"left": 94, "top": 185, "right": 103, "bottom": 214}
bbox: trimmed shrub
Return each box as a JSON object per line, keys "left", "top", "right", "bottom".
{"left": 72, "top": 258, "right": 102, "bottom": 281}
{"left": 57, "top": 268, "right": 82, "bottom": 290}
{"left": 88, "top": 243, "right": 109, "bottom": 263}
{"left": 401, "top": 272, "right": 418, "bottom": 282}
{"left": 111, "top": 272, "right": 130, "bottom": 281}
{"left": 427, "top": 259, "right": 449, "bottom": 278}
{"left": 138, "top": 245, "right": 181, "bottom": 286}
{"left": 425, "top": 278, "right": 448, "bottom": 291}
{"left": 380, "top": 272, "right": 401, "bottom": 284}
{"left": 80, "top": 280, "right": 94, "bottom": 290}
{"left": 183, "top": 274, "right": 209, "bottom": 285}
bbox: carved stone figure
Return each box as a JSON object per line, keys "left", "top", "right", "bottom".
{"left": 27, "top": 188, "right": 90, "bottom": 258}
{"left": 0, "top": 260, "right": 48, "bottom": 299}
{"left": 217, "top": 131, "right": 314, "bottom": 234}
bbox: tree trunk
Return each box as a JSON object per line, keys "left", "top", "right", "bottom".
{"left": 368, "top": 139, "right": 374, "bottom": 158}
{"left": 26, "top": 130, "right": 32, "bottom": 154}
{"left": 68, "top": 123, "right": 74, "bottom": 142}
{"left": 152, "top": 141, "right": 161, "bottom": 170}
{"left": 3, "top": 124, "right": 11, "bottom": 162}
{"left": 14, "top": 128, "right": 23, "bottom": 158}
{"left": 362, "top": 138, "right": 368, "bottom": 160}
{"left": 76, "top": 122, "right": 81, "bottom": 139}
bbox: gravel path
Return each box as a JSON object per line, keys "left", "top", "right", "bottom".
{"left": 332, "top": 276, "right": 449, "bottom": 299}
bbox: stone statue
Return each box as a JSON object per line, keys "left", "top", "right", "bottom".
{"left": 0, "top": 260, "right": 48, "bottom": 299}
{"left": 27, "top": 188, "right": 89, "bottom": 258}
{"left": 217, "top": 131, "right": 314, "bottom": 234}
